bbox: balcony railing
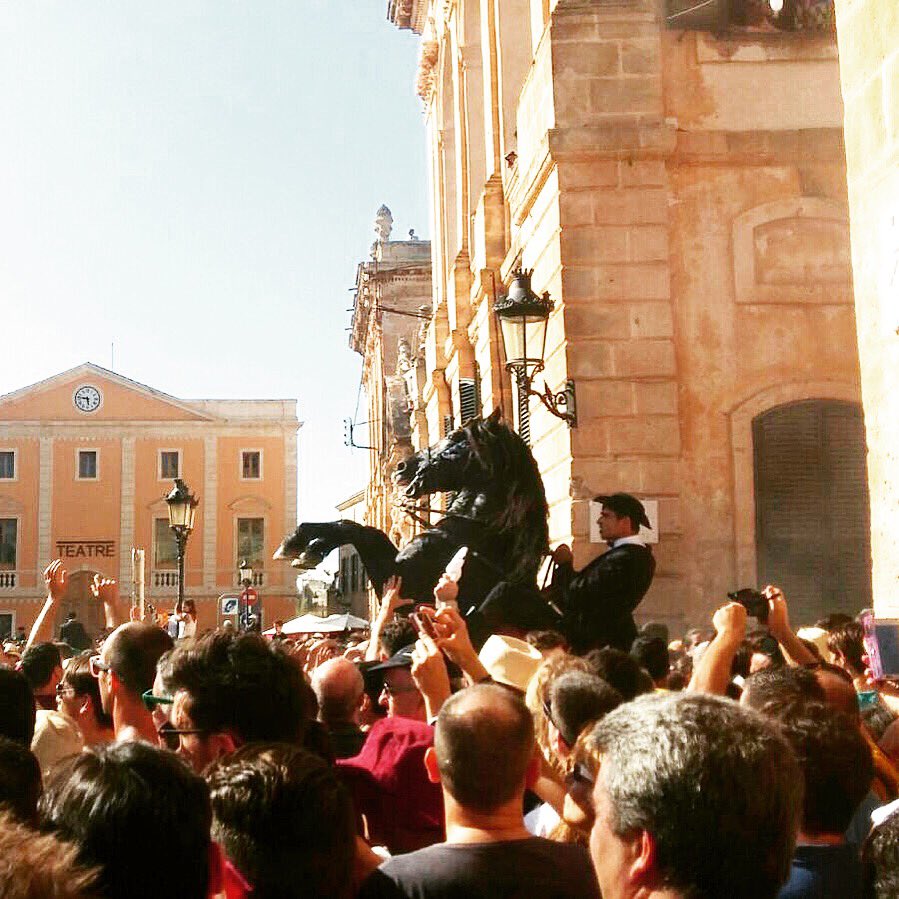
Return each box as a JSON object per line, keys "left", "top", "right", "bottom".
{"left": 666, "top": 0, "right": 834, "bottom": 32}
{"left": 150, "top": 569, "right": 269, "bottom": 591}
{"left": 0, "top": 571, "right": 17, "bottom": 589}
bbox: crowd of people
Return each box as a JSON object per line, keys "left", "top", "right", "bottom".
{"left": 3, "top": 497, "right": 899, "bottom": 898}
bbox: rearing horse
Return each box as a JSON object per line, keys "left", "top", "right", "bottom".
{"left": 273, "top": 410, "right": 557, "bottom": 638}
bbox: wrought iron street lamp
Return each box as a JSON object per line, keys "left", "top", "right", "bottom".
{"left": 238, "top": 559, "right": 254, "bottom": 633}
{"left": 165, "top": 478, "right": 199, "bottom": 616}
{"left": 494, "top": 269, "right": 577, "bottom": 428}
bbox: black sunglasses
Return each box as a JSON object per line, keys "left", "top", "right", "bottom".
{"left": 564, "top": 762, "right": 596, "bottom": 810}
{"left": 156, "top": 722, "right": 207, "bottom": 752}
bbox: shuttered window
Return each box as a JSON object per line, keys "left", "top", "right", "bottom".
{"left": 753, "top": 400, "right": 871, "bottom": 624}
{"left": 459, "top": 376, "right": 480, "bottom": 424}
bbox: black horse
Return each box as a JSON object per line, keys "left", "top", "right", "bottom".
{"left": 273, "top": 410, "right": 559, "bottom": 640}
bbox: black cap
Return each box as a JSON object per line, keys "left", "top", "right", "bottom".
{"left": 369, "top": 644, "right": 415, "bottom": 672}
{"left": 596, "top": 493, "right": 651, "bottom": 529}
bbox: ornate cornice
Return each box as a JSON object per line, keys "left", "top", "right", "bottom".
{"left": 387, "top": 0, "right": 429, "bottom": 34}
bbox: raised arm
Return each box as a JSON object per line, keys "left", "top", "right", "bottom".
{"left": 365, "top": 576, "right": 412, "bottom": 661}
{"left": 91, "top": 575, "right": 122, "bottom": 629}
{"left": 688, "top": 602, "right": 747, "bottom": 696}
{"left": 763, "top": 585, "right": 817, "bottom": 668}
{"left": 26, "top": 560, "right": 67, "bottom": 649}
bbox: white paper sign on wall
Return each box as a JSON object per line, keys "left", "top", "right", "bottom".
{"left": 589, "top": 499, "right": 659, "bottom": 545}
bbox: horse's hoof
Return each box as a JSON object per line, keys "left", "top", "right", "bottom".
{"left": 291, "top": 551, "right": 324, "bottom": 570}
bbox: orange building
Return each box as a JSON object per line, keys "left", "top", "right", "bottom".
{"left": 0, "top": 363, "right": 299, "bottom": 639}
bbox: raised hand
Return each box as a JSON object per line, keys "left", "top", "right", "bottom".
{"left": 762, "top": 585, "right": 790, "bottom": 639}
{"left": 90, "top": 574, "right": 119, "bottom": 606}
{"left": 712, "top": 601, "right": 747, "bottom": 643}
{"left": 43, "top": 559, "right": 67, "bottom": 601}
{"left": 410, "top": 631, "right": 451, "bottom": 718}
{"left": 433, "top": 573, "right": 459, "bottom": 608}
{"left": 378, "top": 575, "right": 413, "bottom": 619}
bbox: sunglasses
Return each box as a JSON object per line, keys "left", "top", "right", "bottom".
{"left": 141, "top": 690, "right": 174, "bottom": 712}
{"left": 88, "top": 656, "right": 112, "bottom": 678}
{"left": 156, "top": 722, "right": 207, "bottom": 752}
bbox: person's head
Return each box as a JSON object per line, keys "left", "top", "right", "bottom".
{"left": 39, "top": 741, "right": 214, "bottom": 899}
{"left": 863, "top": 811, "right": 899, "bottom": 899}
{"left": 97, "top": 623, "right": 174, "bottom": 713}
{"left": 815, "top": 612, "right": 854, "bottom": 633}
{"left": 20, "top": 642, "right": 62, "bottom": 697}
{"left": 587, "top": 693, "right": 801, "bottom": 899}
{"left": 427, "top": 684, "right": 536, "bottom": 814}
{"left": 740, "top": 664, "right": 825, "bottom": 711}
{"left": 378, "top": 618, "right": 416, "bottom": 659}
{"left": 768, "top": 700, "right": 873, "bottom": 837}
{"left": 274, "top": 619, "right": 284, "bottom": 634}
{"left": 57, "top": 651, "right": 113, "bottom": 739}
{"left": 371, "top": 645, "right": 426, "bottom": 722}
{"left": 164, "top": 631, "right": 315, "bottom": 772}
{"left": 311, "top": 657, "right": 364, "bottom": 727}
{"left": 812, "top": 662, "right": 860, "bottom": 720}
{"left": 596, "top": 493, "right": 650, "bottom": 542}
{"left": 584, "top": 647, "right": 654, "bottom": 701}
{"left": 547, "top": 670, "right": 623, "bottom": 752}
{"left": 629, "top": 636, "right": 669, "bottom": 685}
{"left": 0, "top": 812, "right": 99, "bottom": 899}
{"left": 206, "top": 743, "right": 355, "bottom": 899}
{"left": 0, "top": 737, "right": 42, "bottom": 826}
{"left": 526, "top": 629, "right": 569, "bottom": 659}
{"left": 827, "top": 621, "right": 866, "bottom": 678}
{"left": 0, "top": 668, "right": 36, "bottom": 746}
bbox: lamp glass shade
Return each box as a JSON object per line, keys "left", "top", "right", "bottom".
{"left": 165, "top": 479, "right": 199, "bottom": 531}
{"left": 493, "top": 269, "right": 553, "bottom": 371}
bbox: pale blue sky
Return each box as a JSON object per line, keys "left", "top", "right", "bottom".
{"left": 0, "top": 2, "right": 429, "bottom": 522}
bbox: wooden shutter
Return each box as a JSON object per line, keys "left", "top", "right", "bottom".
{"left": 753, "top": 400, "right": 871, "bottom": 625}
{"left": 459, "top": 376, "right": 481, "bottom": 424}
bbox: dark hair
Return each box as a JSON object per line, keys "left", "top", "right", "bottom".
{"left": 863, "top": 810, "right": 899, "bottom": 899}
{"left": 630, "top": 636, "right": 669, "bottom": 681}
{"left": 584, "top": 647, "right": 654, "bottom": 701}
{"left": 166, "top": 631, "right": 315, "bottom": 744}
{"left": 104, "top": 624, "right": 174, "bottom": 697}
{"left": 62, "top": 652, "right": 113, "bottom": 729}
{"left": 827, "top": 622, "right": 866, "bottom": 676}
{"left": 39, "top": 741, "right": 211, "bottom": 899}
{"left": 0, "top": 668, "right": 36, "bottom": 746}
{"left": 0, "top": 737, "right": 42, "bottom": 826}
{"left": 773, "top": 701, "right": 873, "bottom": 836}
{"left": 379, "top": 619, "right": 417, "bottom": 658}
{"left": 742, "top": 665, "right": 826, "bottom": 711}
{"left": 815, "top": 613, "right": 854, "bottom": 632}
{"left": 526, "top": 630, "right": 569, "bottom": 653}
{"left": 0, "top": 812, "right": 99, "bottom": 899}
{"left": 435, "top": 684, "right": 534, "bottom": 812}
{"left": 207, "top": 744, "right": 355, "bottom": 899}
{"left": 589, "top": 693, "right": 801, "bottom": 899}
{"left": 548, "top": 671, "right": 622, "bottom": 747}
{"left": 20, "top": 643, "right": 61, "bottom": 692}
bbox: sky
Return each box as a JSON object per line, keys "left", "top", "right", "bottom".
{"left": 0, "top": 2, "right": 430, "bottom": 522}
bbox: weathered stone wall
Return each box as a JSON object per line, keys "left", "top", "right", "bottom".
{"left": 834, "top": 0, "right": 899, "bottom": 613}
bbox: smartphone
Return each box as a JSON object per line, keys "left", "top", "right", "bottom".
{"left": 860, "top": 609, "right": 899, "bottom": 680}
{"left": 443, "top": 547, "right": 469, "bottom": 583}
{"left": 411, "top": 611, "right": 437, "bottom": 640}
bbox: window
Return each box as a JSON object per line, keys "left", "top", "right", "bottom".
{"left": 350, "top": 554, "right": 359, "bottom": 592}
{"left": 241, "top": 451, "right": 261, "bottom": 479}
{"left": 0, "top": 519, "right": 17, "bottom": 568}
{"left": 154, "top": 518, "right": 178, "bottom": 567}
{"left": 0, "top": 451, "right": 14, "bottom": 480}
{"left": 77, "top": 450, "right": 98, "bottom": 480}
{"left": 238, "top": 518, "right": 264, "bottom": 565}
{"left": 159, "top": 451, "right": 180, "bottom": 479}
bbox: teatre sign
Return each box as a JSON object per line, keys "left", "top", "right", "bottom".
{"left": 55, "top": 540, "right": 116, "bottom": 559}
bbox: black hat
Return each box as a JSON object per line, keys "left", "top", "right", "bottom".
{"left": 596, "top": 493, "right": 651, "bottom": 529}
{"left": 369, "top": 643, "right": 415, "bottom": 672}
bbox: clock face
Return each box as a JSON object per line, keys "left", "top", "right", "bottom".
{"left": 73, "top": 385, "right": 102, "bottom": 413}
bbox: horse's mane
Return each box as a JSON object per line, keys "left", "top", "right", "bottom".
{"left": 462, "top": 411, "right": 549, "bottom": 583}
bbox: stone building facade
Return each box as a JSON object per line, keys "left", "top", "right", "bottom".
{"left": 349, "top": 207, "right": 433, "bottom": 553}
{"left": 0, "top": 364, "right": 299, "bottom": 638}
{"left": 385, "top": 0, "right": 866, "bottom": 631}
{"left": 834, "top": 0, "right": 899, "bottom": 614}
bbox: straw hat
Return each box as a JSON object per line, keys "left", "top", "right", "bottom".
{"left": 478, "top": 634, "right": 543, "bottom": 692}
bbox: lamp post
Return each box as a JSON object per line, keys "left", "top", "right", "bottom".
{"left": 238, "top": 559, "right": 253, "bottom": 633}
{"left": 493, "top": 269, "right": 577, "bottom": 432}
{"left": 165, "top": 478, "right": 199, "bottom": 617}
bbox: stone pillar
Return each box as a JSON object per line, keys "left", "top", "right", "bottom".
{"left": 203, "top": 437, "right": 217, "bottom": 590}
{"left": 119, "top": 437, "right": 135, "bottom": 588}
{"left": 549, "top": 0, "right": 682, "bottom": 618}
{"left": 834, "top": 0, "right": 899, "bottom": 612}
{"left": 38, "top": 437, "right": 53, "bottom": 573}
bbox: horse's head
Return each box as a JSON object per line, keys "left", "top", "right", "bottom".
{"left": 272, "top": 524, "right": 331, "bottom": 569}
{"left": 394, "top": 427, "right": 486, "bottom": 499}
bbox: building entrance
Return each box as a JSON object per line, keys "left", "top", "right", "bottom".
{"left": 753, "top": 399, "right": 872, "bottom": 625}
{"left": 63, "top": 570, "right": 105, "bottom": 643}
